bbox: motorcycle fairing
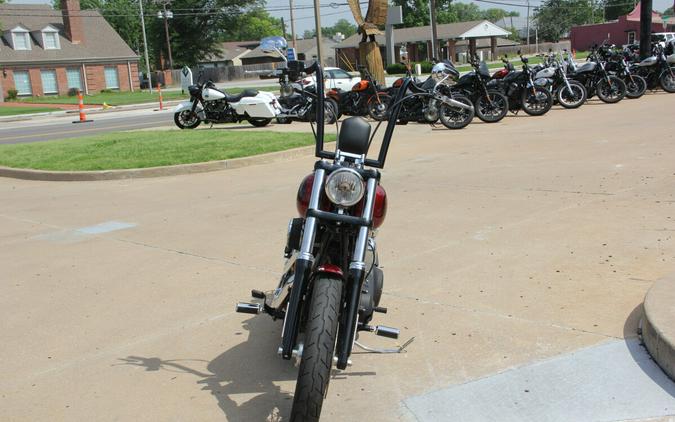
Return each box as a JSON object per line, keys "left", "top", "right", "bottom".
{"left": 174, "top": 100, "right": 206, "bottom": 120}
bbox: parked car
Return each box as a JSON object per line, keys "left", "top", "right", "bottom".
{"left": 301, "top": 67, "right": 365, "bottom": 90}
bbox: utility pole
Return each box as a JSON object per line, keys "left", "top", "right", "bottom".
{"left": 281, "top": 17, "right": 286, "bottom": 40}
{"left": 526, "top": 0, "right": 531, "bottom": 52}
{"left": 639, "top": 0, "right": 653, "bottom": 58}
{"left": 289, "top": 0, "right": 297, "bottom": 48}
{"left": 429, "top": 0, "right": 439, "bottom": 60}
{"left": 314, "top": 0, "right": 323, "bottom": 65}
{"left": 157, "top": 0, "right": 173, "bottom": 70}
{"left": 139, "top": 0, "right": 152, "bottom": 92}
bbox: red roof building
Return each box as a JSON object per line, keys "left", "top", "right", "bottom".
{"left": 570, "top": 4, "right": 674, "bottom": 51}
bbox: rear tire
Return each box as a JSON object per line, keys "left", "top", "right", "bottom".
{"left": 174, "top": 110, "right": 201, "bottom": 129}
{"left": 521, "top": 86, "right": 553, "bottom": 116}
{"left": 556, "top": 81, "right": 587, "bottom": 109}
{"left": 290, "top": 276, "right": 342, "bottom": 422}
{"left": 248, "top": 118, "right": 272, "bottom": 127}
{"left": 439, "top": 95, "right": 474, "bottom": 129}
{"left": 474, "top": 90, "right": 508, "bottom": 123}
{"left": 624, "top": 75, "right": 647, "bottom": 98}
{"left": 659, "top": 68, "right": 675, "bottom": 93}
{"left": 596, "top": 76, "right": 626, "bottom": 103}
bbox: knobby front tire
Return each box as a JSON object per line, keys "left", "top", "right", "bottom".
{"left": 290, "top": 276, "right": 342, "bottom": 422}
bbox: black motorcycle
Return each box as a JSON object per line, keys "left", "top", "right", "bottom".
{"left": 454, "top": 57, "right": 509, "bottom": 123}
{"left": 490, "top": 53, "right": 553, "bottom": 116}
{"left": 327, "top": 67, "right": 390, "bottom": 121}
{"left": 532, "top": 51, "right": 587, "bottom": 109}
{"left": 387, "top": 60, "right": 475, "bottom": 129}
{"left": 236, "top": 62, "right": 411, "bottom": 421}
{"left": 599, "top": 45, "right": 647, "bottom": 99}
{"left": 274, "top": 60, "right": 339, "bottom": 124}
{"left": 633, "top": 43, "right": 675, "bottom": 93}
{"left": 566, "top": 48, "right": 627, "bottom": 103}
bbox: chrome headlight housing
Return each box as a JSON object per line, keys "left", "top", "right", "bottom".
{"left": 280, "top": 83, "right": 294, "bottom": 97}
{"left": 324, "top": 168, "right": 364, "bottom": 207}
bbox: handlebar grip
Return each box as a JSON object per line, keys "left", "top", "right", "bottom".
{"left": 305, "top": 62, "right": 318, "bottom": 75}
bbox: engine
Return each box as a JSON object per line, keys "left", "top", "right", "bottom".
{"left": 203, "top": 100, "right": 238, "bottom": 123}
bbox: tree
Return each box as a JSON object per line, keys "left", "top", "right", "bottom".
{"left": 604, "top": 0, "right": 633, "bottom": 21}
{"left": 534, "top": 0, "right": 603, "bottom": 41}
{"left": 302, "top": 19, "right": 357, "bottom": 39}
{"left": 391, "top": 0, "right": 518, "bottom": 27}
{"left": 664, "top": 6, "right": 673, "bottom": 16}
{"left": 222, "top": 7, "right": 283, "bottom": 41}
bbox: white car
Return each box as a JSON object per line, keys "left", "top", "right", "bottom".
{"left": 302, "top": 67, "right": 363, "bottom": 91}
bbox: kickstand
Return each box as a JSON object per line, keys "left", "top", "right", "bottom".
{"left": 354, "top": 336, "right": 415, "bottom": 354}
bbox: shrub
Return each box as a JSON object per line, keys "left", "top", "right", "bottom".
{"left": 6, "top": 89, "right": 18, "bottom": 100}
{"left": 67, "top": 87, "right": 80, "bottom": 97}
{"left": 386, "top": 61, "right": 434, "bottom": 75}
{"left": 100, "top": 88, "right": 114, "bottom": 94}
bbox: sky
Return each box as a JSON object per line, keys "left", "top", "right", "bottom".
{"left": 7, "top": 0, "right": 675, "bottom": 34}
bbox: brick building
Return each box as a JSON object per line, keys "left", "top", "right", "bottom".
{"left": 0, "top": 0, "right": 140, "bottom": 100}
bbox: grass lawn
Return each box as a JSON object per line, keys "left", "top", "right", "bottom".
{"left": 17, "top": 86, "right": 278, "bottom": 106}
{"left": 0, "top": 106, "right": 58, "bottom": 116}
{"left": 0, "top": 130, "right": 330, "bottom": 171}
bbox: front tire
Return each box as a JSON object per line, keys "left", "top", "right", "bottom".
{"left": 596, "top": 76, "right": 626, "bottom": 103}
{"left": 248, "top": 118, "right": 272, "bottom": 127}
{"left": 659, "top": 68, "right": 675, "bottom": 93}
{"left": 474, "top": 90, "right": 508, "bottom": 123}
{"left": 439, "top": 95, "right": 474, "bottom": 129}
{"left": 624, "top": 75, "right": 647, "bottom": 98}
{"left": 556, "top": 81, "right": 587, "bottom": 109}
{"left": 367, "top": 94, "right": 391, "bottom": 121}
{"left": 174, "top": 110, "right": 201, "bottom": 129}
{"left": 290, "top": 276, "right": 342, "bottom": 422}
{"left": 521, "top": 86, "right": 553, "bottom": 116}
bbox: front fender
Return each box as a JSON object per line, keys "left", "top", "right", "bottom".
{"left": 174, "top": 100, "right": 205, "bottom": 119}
{"left": 314, "top": 264, "right": 345, "bottom": 280}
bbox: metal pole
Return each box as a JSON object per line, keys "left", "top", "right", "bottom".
{"left": 430, "top": 0, "right": 439, "bottom": 60}
{"left": 139, "top": 0, "right": 152, "bottom": 92}
{"left": 314, "top": 0, "right": 323, "bottom": 65}
{"left": 526, "top": 0, "right": 531, "bottom": 52}
{"left": 290, "top": 0, "right": 297, "bottom": 48}
{"left": 162, "top": 4, "right": 173, "bottom": 70}
{"left": 639, "top": 0, "right": 653, "bottom": 59}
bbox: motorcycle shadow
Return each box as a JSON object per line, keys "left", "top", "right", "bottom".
{"left": 118, "top": 315, "right": 297, "bottom": 421}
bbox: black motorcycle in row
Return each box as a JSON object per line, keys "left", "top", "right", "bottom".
{"left": 596, "top": 45, "right": 647, "bottom": 99}
{"left": 387, "top": 60, "right": 475, "bottom": 129}
{"left": 454, "top": 57, "right": 509, "bottom": 123}
{"left": 274, "top": 60, "right": 339, "bottom": 124}
{"left": 327, "top": 67, "right": 390, "bottom": 121}
{"left": 235, "top": 62, "right": 411, "bottom": 421}
{"left": 489, "top": 53, "right": 553, "bottom": 116}
{"left": 633, "top": 43, "right": 675, "bottom": 93}
{"left": 532, "top": 51, "right": 587, "bottom": 109}
{"left": 565, "top": 48, "right": 627, "bottom": 103}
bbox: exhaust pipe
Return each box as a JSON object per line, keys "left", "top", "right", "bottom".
{"left": 443, "top": 97, "right": 474, "bottom": 112}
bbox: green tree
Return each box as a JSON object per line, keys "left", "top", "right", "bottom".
{"left": 303, "top": 19, "right": 357, "bottom": 39}
{"left": 222, "top": 7, "right": 283, "bottom": 40}
{"left": 391, "top": 0, "right": 518, "bottom": 27}
{"left": 534, "top": 0, "right": 603, "bottom": 41}
{"left": 604, "top": 0, "right": 633, "bottom": 20}
{"left": 664, "top": 6, "right": 673, "bottom": 16}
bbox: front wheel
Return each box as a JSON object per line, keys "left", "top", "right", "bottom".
{"left": 323, "top": 98, "right": 339, "bottom": 124}
{"left": 439, "top": 95, "right": 474, "bottom": 129}
{"left": 290, "top": 276, "right": 342, "bottom": 422}
{"left": 174, "top": 110, "right": 201, "bottom": 129}
{"left": 659, "top": 68, "right": 675, "bottom": 93}
{"left": 556, "top": 81, "right": 587, "bottom": 109}
{"left": 247, "top": 118, "right": 272, "bottom": 127}
{"left": 474, "top": 90, "right": 508, "bottom": 123}
{"left": 367, "top": 94, "right": 391, "bottom": 121}
{"left": 521, "top": 86, "right": 553, "bottom": 116}
{"left": 596, "top": 76, "right": 626, "bottom": 103}
{"left": 624, "top": 75, "right": 647, "bottom": 98}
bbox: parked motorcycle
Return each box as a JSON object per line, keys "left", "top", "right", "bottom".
{"left": 327, "top": 67, "right": 390, "bottom": 121}
{"left": 598, "top": 45, "right": 647, "bottom": 99}
{"left": 533, "top": 51, "right": 587, "bottom": 109}
{"left": 633, "top": 43, "right": 675, "bottom": 93}
{"left": 490, "top": 53, "right": 553, "bottom": 116}
{"left": 565, "top": 48, "right": 627, "bottom": 103}
{"left": 454, "top": 56, "right": 509, "bottom": 123}
{"left": 387, "top": 60, "right": 475, "bottom": 129}
{"left": 173, "top": 79, "right": 279, "bottom": 129}
{"left": 235, "top": 61, "right": 411, "bottom": 421}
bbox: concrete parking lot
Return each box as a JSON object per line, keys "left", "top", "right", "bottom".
{"left": 1, "top": 93, "right": 675, "bottom": 421}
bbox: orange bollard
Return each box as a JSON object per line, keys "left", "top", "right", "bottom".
{"left": 72, "top": 89, "right": 93, "bottom": 124}
{"left": 157, "top": 83, "right": 163, "bottom": 111}
{"left": 572, "top": 48, "right": 577, "bottom": 59}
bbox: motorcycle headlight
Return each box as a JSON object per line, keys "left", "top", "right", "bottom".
{"left": 280, "top": 83, "right": 294, "bottom": 97}
{"left": 324, "top": 168, "right": 364, "bottom": 207}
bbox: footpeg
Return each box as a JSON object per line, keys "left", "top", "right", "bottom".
{"left": 374, "top": 325, "right": 399, "bottom": 339}
{"left": 251, "top": 289, "right": 265, "bottom": 299}
{"left": 235, "top": 302, "right": 263, "bottom": 314}
{"left": 373, "top": 306, "right": 388, "bottom": 314}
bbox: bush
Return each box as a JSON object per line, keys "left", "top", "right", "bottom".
{"left": 67, "top": 87, "right": 80, "bottom": 97}
{"left": 6, "top": 89, "right": 18, "bottom": 100}
{"left": 100, "top": 89, "right": 114, "bottom": 94}
{"left": 385, "top": 61, "right": 434, "bottom": 75}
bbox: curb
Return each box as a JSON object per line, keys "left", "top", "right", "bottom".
{"left": 641, "top": 274, "right": 675, "bottom": 380}
{"left": 0, "top": 143, "right": 326, "bottom": 182}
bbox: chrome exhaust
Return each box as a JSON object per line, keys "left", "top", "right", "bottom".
{"left": 442, "top": 97, "right": 474, "bottom": 112}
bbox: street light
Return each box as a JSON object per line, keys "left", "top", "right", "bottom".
{"left": 156, "top": 0, "right": 174, "bottom": 70}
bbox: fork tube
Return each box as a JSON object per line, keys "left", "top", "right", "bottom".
{"left": 336, "top": 178, "right": 377, "bottom": 369}
{"left": 280, "top": 168, "right": 326, "bottom": 359}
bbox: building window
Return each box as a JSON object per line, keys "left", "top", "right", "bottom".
{"left": 43, "top": 31, "right": 60, "bottom": 50}
{"left": 13, "top": 71, "right": 32, "bottom": 95}
{"left": 627, "top": 31, "right": 636, "bottom": 45}
{"left": 41, "top": 70, "right": 58, "bottom": 95}
{"left": 12, "top": 31, "right": 31, "bottom": 50}
{"left": 104, "top": 67, "right": 120, "bottom": 89}
{"left": 66, "top": 68, "right": 82, "bottom": 91}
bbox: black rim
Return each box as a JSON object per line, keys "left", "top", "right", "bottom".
{"left": 479, "top": 94, "right": 506, "bottom": 118}
{"left": 179, "top": 110, "right": 199, "bottom": 126}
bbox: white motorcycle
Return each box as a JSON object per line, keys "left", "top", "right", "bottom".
{"left": 174, "top": 79, "right": 281, "bottom": 129}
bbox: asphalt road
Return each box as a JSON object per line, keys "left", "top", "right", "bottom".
{"left": 0, "top": 110, "right": 174, "bottom": 145}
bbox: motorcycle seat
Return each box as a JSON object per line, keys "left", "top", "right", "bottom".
{"left": 224, "top": 89, "right": 259, "bottom": 103}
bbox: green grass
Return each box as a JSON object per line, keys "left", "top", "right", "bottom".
{"left": 0, "top": 130, "right": 331, "bottom": 171}
{"left": 17, "top": 86, "right": 278, "bottom": 106}
{"left": 0, "top": 106, "right": 58, "bottom": 116}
